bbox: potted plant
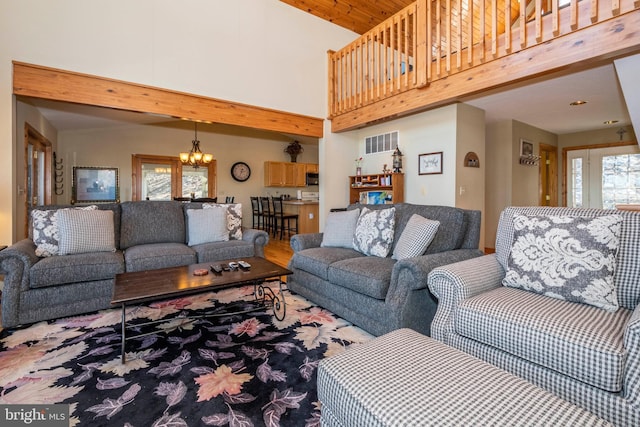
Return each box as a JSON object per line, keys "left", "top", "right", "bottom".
{"left": 284, "top": 141, "right": 304, "bottom": 162}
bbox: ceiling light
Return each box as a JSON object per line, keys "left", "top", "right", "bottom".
{"left": 603, "top": 120, "right": 619, "bottom": 125}
{"left": 179, "top": 122, "right": 213, "bottom": 169}
{"left": 569, "top": 100, "right": 588, "bottom": 106}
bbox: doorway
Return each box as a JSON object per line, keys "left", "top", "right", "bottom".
{"left": 23, "top": 123, "right": 53, "bottom": 236}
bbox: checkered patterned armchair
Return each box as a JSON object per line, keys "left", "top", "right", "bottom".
{"left": 428, "top": 206, "right": 640, "bottom": 426}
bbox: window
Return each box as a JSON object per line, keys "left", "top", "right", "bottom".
{"left": 566, "top": 145, "right": 640, "bottom": 209}
{"left": 132, "top": 154, "right": 216, "bottom": 201}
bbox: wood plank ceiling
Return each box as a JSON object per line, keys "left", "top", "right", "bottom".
{"left": 280, "top": 0, "right": 521, "bottom": 42}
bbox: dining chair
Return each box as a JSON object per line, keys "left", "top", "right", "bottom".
{"left": 225, "top": 196, "right": 235, "bottom": 203}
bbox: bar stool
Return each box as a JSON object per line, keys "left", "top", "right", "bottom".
{"left": 250, "top": 197, "right": 262, "bottom": 229}
{"left": 260, "top": 196, "right": 275, "bottom": 235}
{"left": 225, "top": 196, "right": 235, "bottom": 203}
{"left": 271, "top": 196, "right": 298, "bottom": 240}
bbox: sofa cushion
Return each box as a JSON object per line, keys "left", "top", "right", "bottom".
{"left": 186, "top": 206, "right": 229, "bottom": 246}
{"left": 328, "top": 256, "right": 396, "bottom": 299}
{"left": 192, "top": 240, "right": 255, "bottom": 263}
{"left": 124, "top": 243, "right": 197, "bottom": 272}
{"left": 57, "top": 209, "right": 116, "bottom": 255}
{"left": 30, "top": 251, "right": 125, "bottom": 288}
{"left": 291, "top": 247, "right": 365, "bottom": 281}
{"left": 31, "top": 205, "right": 97, "bottom": 257}
{"left": 503, "top": 214, "right": 622, "bottom": 312}
{"left": 496, "top": 207, "right": 640, "bottom": 310}
{"left": 321, "top": 208, "right": 360, "bottom": 249}
{"left": 353, "top": 207, "right": 396, "bottom": 257}
{"left": 120, "top": 201, "right": 186, "bottom": 249}
{"left": 392, "top": 214, "right": 440, "bottom": 260}
{"left": 455, "top": 286, "right": 630, "bottom": 392}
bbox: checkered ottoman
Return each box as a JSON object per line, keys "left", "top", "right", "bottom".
{"left": 317, "top": 328, "right": 610, "bottom": 426}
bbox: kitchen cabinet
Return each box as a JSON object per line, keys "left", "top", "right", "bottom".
{"left": 305, "top": 163, "right": 319, "bottom": 173}
{"left": 265, "top": 161, "right": 318, "bottom": 187}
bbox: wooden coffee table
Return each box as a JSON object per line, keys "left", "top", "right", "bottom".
{"left": 112, "top": 257, "right": 292, "bottom": 363}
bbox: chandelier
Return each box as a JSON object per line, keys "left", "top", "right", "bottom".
{"left": 179, "top": 122, "right": 213, "bottom": 169}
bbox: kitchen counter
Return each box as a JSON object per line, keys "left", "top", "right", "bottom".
{"left": 282, "top": 199, "right": 319, "bottom": 205}
{"left": 282, "top": 200, "right": 319, "bottom": 234}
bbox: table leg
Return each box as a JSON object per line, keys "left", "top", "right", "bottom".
{"left": 121, "top": 304, "right": 126, "bottom": 364}
{"left": 254, "top": 279, "right": 287, "bottom": 321}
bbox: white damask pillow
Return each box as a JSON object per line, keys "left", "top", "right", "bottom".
{"left": 31, "top": 205, "right": 98, "bottom": 257}
{"left": 353, "top": 206, "right": 396, "bottom": 257}
{"left": 203, "top": 203, "right": 242, "bottom": 240}
{"left": 502, "top": 214, "right": 623, "bottom": 312}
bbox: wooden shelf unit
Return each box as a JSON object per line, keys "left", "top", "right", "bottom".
{"left": 349, "top": 173, "right": 404, "bottom": 204}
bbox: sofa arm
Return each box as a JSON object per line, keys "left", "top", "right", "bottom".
{"left": 0, "top": 239, "right": 40, "bottom": 328}
{"left": 623, "top": 304, "right": 640, "bottom": 409}
{"left": 427, "top": 254, "right": 505, "bottom": 344}
{"left": 241, "top": 228, "right": 269, "bottom": 258}
{"left": 290, "top": 233, "right": 323, "bottom": 252}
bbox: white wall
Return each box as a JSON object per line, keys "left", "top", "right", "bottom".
{"left": 320, "top": 104, "right": 486, "bottom": 247}
{"left": 0, "top": 0, "right": 357, "bottom": 244}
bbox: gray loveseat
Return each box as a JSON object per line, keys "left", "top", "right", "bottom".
{"left": 0, "top": 200, "right": 269, "bottom": 328}
{"left": 287, "top": 203, "right": 482, "bottom": 336}
{"left": 428, "top": 206, "right": 640, "bottom": 426}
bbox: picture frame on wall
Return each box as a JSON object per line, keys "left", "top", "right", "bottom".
{"left": 72, "top": 166, "right": 120, "bottom": 204}
{"left": 520, "top": 139, "right": 534, "bottom": 157}
{"left": 418, "top": 152, "right": 443, "bottom": 175}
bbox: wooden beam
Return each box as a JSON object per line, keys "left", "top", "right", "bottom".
{"left": 13, "top": 62, "right": 324, "bottom": 138}
{"left": 331, "top": 11, "right": 640, "bottom": 132}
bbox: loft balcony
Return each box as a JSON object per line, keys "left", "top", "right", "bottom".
{"left": 327, "top": 0, "right": 640, "bottom": 132}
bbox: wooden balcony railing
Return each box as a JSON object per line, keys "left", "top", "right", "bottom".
{"left": 328, "top": 0, "right": 640, "bottom": 119}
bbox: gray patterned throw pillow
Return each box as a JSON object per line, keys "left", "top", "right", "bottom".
{"left": 392, "top": 214, "right": 440, "bottom": 260}
{"left": 31, "top": 205, "right": 98, "bottom": 257}
{"left": 353, "top": 206, "right": 396, "bottom": 257}
{"left": 502, "top": 213, "right": 623, "bottom": 312}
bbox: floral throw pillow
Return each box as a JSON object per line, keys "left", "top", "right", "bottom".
{"left": 31, "top": 205, "right": 98, "bottom": 257}
{"left": 502, "top": 213, "right": 623, "bottom": 312}
{"left": 353, "top": 206, "right": 396, "bottom": 257}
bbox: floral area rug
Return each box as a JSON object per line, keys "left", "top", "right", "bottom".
{"left": 0, "top": 284, "right": 373, "bottom": 426}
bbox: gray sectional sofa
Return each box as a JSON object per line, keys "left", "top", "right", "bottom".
{"left": 0, "top": 200, "right": 269, "bottom": 328}
{"left": 287, "top": 203, "right": 483, "bottom": 336}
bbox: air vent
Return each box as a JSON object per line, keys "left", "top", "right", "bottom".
{"left": 365, "top": 131, "right": 399, "bottom": 155}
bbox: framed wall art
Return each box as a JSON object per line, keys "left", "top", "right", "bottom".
{"left": 520, "top": 139, "right": 534, "bottom": 157}
{"left": 419, "top": 152, "right": 443, "bottom": 175}
{"left": 72, "top": 166, "right": 120, "bottom": 204}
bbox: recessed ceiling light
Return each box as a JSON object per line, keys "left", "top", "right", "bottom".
{"left": 570, "top": 100, "right": 588, "bottom": 106}
{"left": 603, "top": 120, "right": 619, "bottom": 125}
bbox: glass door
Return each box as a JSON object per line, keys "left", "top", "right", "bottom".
{"left": 566, "top": 145, "right": 640, "bottom": 209}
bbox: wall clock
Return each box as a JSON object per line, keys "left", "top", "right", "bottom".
{"left": 231, "top": 162, "right": 251, "bottom": 182}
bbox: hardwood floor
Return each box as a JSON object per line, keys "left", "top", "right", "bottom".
{"left": 264, "top": 235, "right": 293, "bottom": 269}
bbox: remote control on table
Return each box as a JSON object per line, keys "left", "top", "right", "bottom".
{"left": 228, "top": 262, "right": 239, "bottom": 271}
{"left": 238, "top": 260, "right": 251, "bottom": 270}
{"left": 210, "top": 264, "right": 223, "bottom": 275}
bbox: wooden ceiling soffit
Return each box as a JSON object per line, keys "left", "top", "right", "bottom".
{"left": 331, "top": 12, "right": 640, "bottom": 132}
{"left": 12, "top": 62, "right": 323, "bottom": 138}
